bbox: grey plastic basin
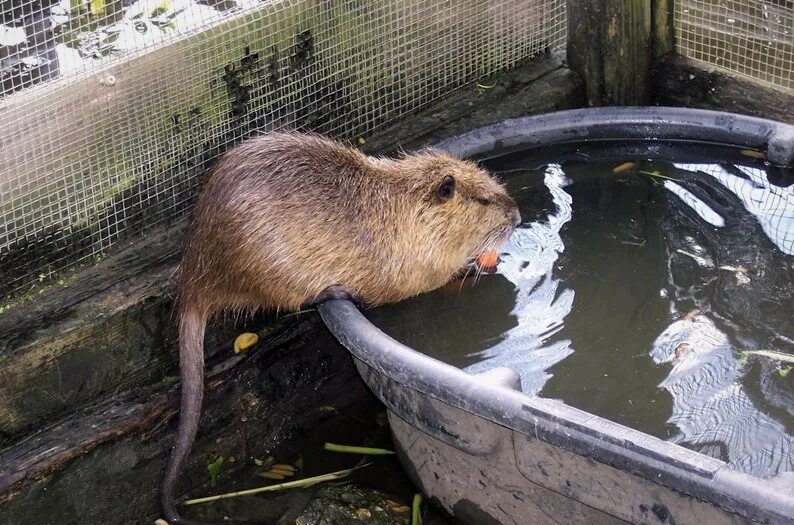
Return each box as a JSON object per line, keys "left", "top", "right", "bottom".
{"left": 319, "top": 107, "right": 794, "bottom": 525}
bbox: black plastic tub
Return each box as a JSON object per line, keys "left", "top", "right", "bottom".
{"left": 318, "top": 107, "right": 794, "bottom": 525}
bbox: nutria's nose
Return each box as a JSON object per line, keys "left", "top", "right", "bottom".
{"left": 497, "top": 195, "right": 520, "bottom": 226}
{"left": 510, "top": 208, "right": 521, "bottom": 227}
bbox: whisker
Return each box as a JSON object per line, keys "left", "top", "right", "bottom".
{"left": 473, "top": 264, "right": 484, "bottom": 285}
{"left": 459, "top": 265, "right": 474, "bottom": 293}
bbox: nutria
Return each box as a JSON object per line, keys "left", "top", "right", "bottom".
{"left": 161, "top": 131, "right": 521, "bottom": 524}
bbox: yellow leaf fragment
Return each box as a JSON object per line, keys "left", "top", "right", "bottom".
{"left": 233, "top": 332, "right": 259, "bottom": 354}
{"left": 612, "top": 162, "right": 635, "bottom": 174}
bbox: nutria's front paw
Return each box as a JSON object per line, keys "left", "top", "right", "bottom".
{"left": 301, "top": 285, "right": 359, "bottom": 309}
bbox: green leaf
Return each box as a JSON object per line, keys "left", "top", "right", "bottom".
{"left": 253, "top": 455, "right": 274, "bottom": 470}
{"left": 89, "top": 0, "right": 105, "bottom": 16}
{"left": 150, "top": 0, "right": 171, "bottom": 18}
{"left": 207, "top": 456, "right": 224, "bottom": 488}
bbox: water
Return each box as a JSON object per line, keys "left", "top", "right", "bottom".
{"left": 366, "top": 142, "right": 794, "bottom": 479}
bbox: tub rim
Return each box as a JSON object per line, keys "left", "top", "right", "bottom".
{"left": 318, "top": 106, "right": 794, "bottom": 524}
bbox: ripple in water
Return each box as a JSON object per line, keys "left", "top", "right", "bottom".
{"left": 650, "top": 312, "right": 794, "bottom": 478}
{"left": 367, "top": 143, "right": 794, "bottom": 478}
{"left": 465, "top": 164, "right": 574, "bottom": 394}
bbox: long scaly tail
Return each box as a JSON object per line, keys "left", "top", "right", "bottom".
{"left": 161, "top": 305, "right": 208, "bottom": 524}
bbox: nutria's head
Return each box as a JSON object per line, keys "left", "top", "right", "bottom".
{"left": 391, "top": 151, "right": 521, "bottom": 280}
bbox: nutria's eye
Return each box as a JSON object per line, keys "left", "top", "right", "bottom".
{"left": 436, "top": 175, "right": 455, "bottom": 202}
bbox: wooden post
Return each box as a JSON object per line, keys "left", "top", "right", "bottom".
{"left": 652, "top": 0, "right": 675, "bottom": 58}
{"left": 567, "top": 0, "right": 652, "bottom": 106}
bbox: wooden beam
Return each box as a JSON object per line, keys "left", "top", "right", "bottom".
{"left": 567, "top": 0, "right": 653, "bottom": 106}
{"left": 652, "top": 0, "right": 675, "bottom": 58}
{"left": 0, "top": 315, "right": 374, "bottom": 524}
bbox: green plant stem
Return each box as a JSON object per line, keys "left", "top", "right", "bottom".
{"left": 323, "top": 442, "right": 396, "bottom": 455}
{"left": 740, "top": 350, "right": 794, "bottom": 364}
{"left": 184, "top": 465, "right": 367, "bottom": 505}
{"left": 637, "top": 170, "right": 681, "bottom": 182}
{"left": 412, "top": 493, "right": 423, "bottom": 525}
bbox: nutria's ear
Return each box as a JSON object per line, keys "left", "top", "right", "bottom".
{"left": 435, "top": 175, "right": 456, "bottom": 202}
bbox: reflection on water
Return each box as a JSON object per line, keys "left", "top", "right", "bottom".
{"left": 465, "top": 164, "right": 574, "bottom": 394}
{"left": 674, "top": 162, "right": 794, "bottom": 256}
{"left": 653, "top": 158, "right": 794, "bottom": 478}
{"left": 367, "top": 143, "right": 794, "bottom": 478}
{"left": 650, "top": 312, "right": 794, "bottom": 478}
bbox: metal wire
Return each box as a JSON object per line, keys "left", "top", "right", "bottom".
{"left": 675, "top": 0, "right": 794, "bottom": 93}
{"left": 0, "top": 0, "right": 567, "bottom": 300}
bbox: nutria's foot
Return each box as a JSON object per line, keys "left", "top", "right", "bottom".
{"left": 301, "top": 285, "right": 359, "bottom": 309}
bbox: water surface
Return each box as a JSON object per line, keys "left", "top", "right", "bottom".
{"left": 367, "top": 142, "right": 794, "bottom": 479}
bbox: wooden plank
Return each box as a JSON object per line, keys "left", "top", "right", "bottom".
{"left": 567, "top": 0, "right": 653, "bottom": 106}
{"left": 652, "top": 0, "right": 675, "bottom": 58}
{"left": 0, "top": 315, "right": 375, "bottom": 525}
{"left": 0, "top": 316, "right": 311, "bottom": 496}
{"left": 0, "top": 225, "right": 182, "bottom": 437}
{"left": 652, "top": 54, "right": 794, "bottom": 125}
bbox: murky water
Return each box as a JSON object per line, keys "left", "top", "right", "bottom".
{"left": 367, "top": 142, "right": 794, "bottom": 479}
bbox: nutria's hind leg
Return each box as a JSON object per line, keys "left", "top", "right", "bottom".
{"left": 301, "top": 284, "right": 359, "bottom": 309}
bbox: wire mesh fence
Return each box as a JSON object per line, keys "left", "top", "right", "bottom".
{"left": 675, "top": 0, "right": 794, "bottom": 93}
{"left": 0, "top": 0, "right": 567, "bottom": 302}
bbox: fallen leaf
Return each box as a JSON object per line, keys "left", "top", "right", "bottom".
{"left": 207, "top": 456, "right": 224, "bottom": 488}
{"left": 612, "top": 162, "right": 635, "bottom": 174}
{"left": 233, "top": 332, "right": 259, "bottom": 354}
{"left": 740, "top": 149, "right": 766, "bottom": 159}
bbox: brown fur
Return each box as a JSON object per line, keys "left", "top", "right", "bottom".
{"left": 162, "top": 131, "right": 520, "bottom": 524}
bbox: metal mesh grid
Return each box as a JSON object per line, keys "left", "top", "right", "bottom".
{"left": 675, "top": 0, "right": 794, "bottom": 93}
{"left": 0, "top": 0, "right": 567, "bottom": 301}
